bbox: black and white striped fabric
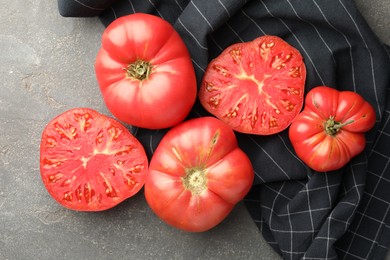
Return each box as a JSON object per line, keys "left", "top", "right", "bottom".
{"left": 58, "top": 0, "right": 390, "bottom": 259}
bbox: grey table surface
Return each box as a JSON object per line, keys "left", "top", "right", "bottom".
{"left": 0, "top": 1, "right": 388, "bottom": 259}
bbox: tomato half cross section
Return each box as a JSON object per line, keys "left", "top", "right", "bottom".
{"left": 199, "top": 35, "right": 306, "bottom": 135}
{"left": 288, "top": 86, "right": 376, "bottom": 172}
{"left": 95, "top": 13, "right": 197, "bottom": 129}
{"left": 40, "top": 108, "right": 148, "bottom": 211}
{"left": 144, "top": 117, "right": 254, "bottom": 232}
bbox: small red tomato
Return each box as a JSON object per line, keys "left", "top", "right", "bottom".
{"left": 95, "top": 13, "right": 197, "bottom": 129}
{"left": 288, "top": 86, "right": 376, "bottom": 172}
{"left": 40, "top": 108, "right": 148, "bottom": 211}
{"left": 144, "top": 117, "right": 254, "bottom": 232}
{"left": 199, "top": 35, "right": 306, "bottom": 135}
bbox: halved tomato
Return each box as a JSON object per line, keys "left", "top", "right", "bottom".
{"left": 199, "top": 35, "right": 306, "bottom": 135}
{"left": 40, "top": 108, "right": 148, "bottom": 211}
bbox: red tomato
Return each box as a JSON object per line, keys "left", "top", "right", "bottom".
{"left": 199, "top": 35, "right": 306, "bottom": 135}
{"left": 95, "top": 13, "right": 197, "bottom": 129}
{"left": 40, "top": 108, "right": 148, "bottom": 211}
{"left": 288, "top": 86, "right": 376, "bottom": 172}
{"left": 144, "top": 117, "right": 254, "bottom": 232}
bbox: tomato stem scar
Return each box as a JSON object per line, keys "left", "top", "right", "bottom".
{"left": 182, "top": 167, "right": 207, "bottom": 195}
{"left": 126, "top": 60, "right": 152, "bottom": 80}
{"left": 325, "top": 117, "right": 354, "bottom": 136}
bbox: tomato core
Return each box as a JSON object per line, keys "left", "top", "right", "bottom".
{"left": 182, "top": 167, "right": 207, "bottom": 195}
{"left": 325, "top": 117, "right": 354, "bottom": 136}
{"left": 126, "top": 60, "right": 152, "bottom": 80}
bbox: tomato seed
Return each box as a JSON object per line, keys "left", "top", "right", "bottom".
{"left": 63, "top": 191, "right": 73, "bottom": 202}
{"left": 74, "top": 112, "right": 92, "bottom": 132}
{"left": 45, "top": 137, "right": 57, "bottom": 147}
{"left": 75, "top": 185, "right": 83, "bottom": 202}
{"left": 208, "top": 94, "right": 221, "bottom": 108}
{"left": 229, "top": 48, "right": 242, "bottom": 64}
{"left": 60, "top": 179, "right": 72, "bottom": 187}
{"left": 129, "top": 164, "right": 143, "bottom": 173}
{"left": 48, "top": 172, "right": 63, "bottom": 183}
{"left": 289, "top": 66, "right": 301, "bottom": 78}
{"left": 124, "top": 174, "right": 137, "bottom": 187}
{"left": 269, "top": 117, "right": 278, "bottom": 128}
{"left": 95, "top": 130, "right": 104, "bottom": 144}
{"left": 108, "top": 126, "right": 121, "bottom": 140}
{"left": 213, "top": 64, "right": 231, "bottom": 77}
{"left": 280, "top": 99, "right": 295, "bottom": 112}
{"left": 205, "top": 82, "right": 215, "bottom": 92}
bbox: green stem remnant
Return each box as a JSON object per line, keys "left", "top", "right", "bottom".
{"left": 182, "top": 167, "right": 207, "bottom": 195}
{"left": 325, "top": 117, "right": 354, "bottom": 136}
{"left": 125, "top": 60, "right": 152, "bottom": 80}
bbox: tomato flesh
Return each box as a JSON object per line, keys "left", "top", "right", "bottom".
{"left": 40, "top": 108, "right": 148, "bottom": 211}
{"left": 199, "top": 35, "right": 306, "bottom": 135}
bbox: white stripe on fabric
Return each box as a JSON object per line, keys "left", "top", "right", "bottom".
{"left": 72, "top": 0, "right": 105, "bottom": 10}
{"left": 384, "top": 46, "right": 390, "bottom": 59}
{"left": 174, "top": 0, "right": 184, "bottom": 11}
{"left": 110, "top": 6, "right": 118, "bottom": 19}
{"left": 326, "top": 212, "right": 333, "bottom": 259}
{"left": 298, "top": 183, "right": 339, "bottom": 193}
{"left": 128, "top": 0, "right": 135, "bottom": 13}
{"left": 277, "top": 134, "right": 308, "bottom": 168}
{"left": 369, "top": 108, "right": 390, "bottom": 158}
{"left": 311, "top": 0, "right": 356, "bottom": 89}
{"left": 217, "top": 0, "right": 231, "bottom": 17}
{"left": 253, "top": 169, "right": 265, "bottom": 182}
{"left": 286, "top": 0, "right": 337, "bottom": 66}
{"left": 226, "top": 22, "right": 245, "bottom": 42}
{"left": 149, "top": 134, "right": 155, "bottom": 154}
{"left": 305, "top": 185, "right": 315, "bottom": 243}
{"left": 268, "top": 206, "right": 332, "bottom": 217}
{"left": 367, "top": 206, "right": 390, "bottom": 257}
{"left": 191, "top": 58, "right": 205, "bottom": 72}
{"left": 338, "top": 0, "right": 380, "bottom": 119}
{"left": 177, "top": 18, "right": 208, "bottom": 50}
{"left": 191, "top": 1, "right": 214, "bottom": 31}
{"left": 263, "top": 184, "right": 293, "bottom": 200}
{"left": 148, "top": 0, "right": 164, "bottom": 18}
{"left": 208, "top": 36, "right": 224, "bottom": 52}
{"left": 249, "top": 136, "right": 291, "bottom": 179}
{"left": 343, "top": 155, "right": 390, "bottom": 256}
{"left": 241, "top": 9, "right": 266, "bottom": 38}
{"left": 337, "top": 248, "right": 367, "bottom": 260}
{"left": 286, "top": 203, "right": 294, "bottom": 260}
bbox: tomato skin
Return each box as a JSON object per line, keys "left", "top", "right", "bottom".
{"left": 144, "top": 117, "right": 254, "bottom": 232}
{"left": 199, "top": 35, "right": 306, "bottom": 135}
{"left": 40, "top": 108, "right": 148, "bottom": 211}
{"left": 288, "top": 86, "right": 376, "bottom": 172}
{"left": 95, "top": 13, "right": 197, "bottom": 129}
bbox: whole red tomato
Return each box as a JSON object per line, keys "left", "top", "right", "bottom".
{"left": 40, "top": 108, "right": 148, "bottom": 211}
{"left": 95, "top": 13, "right": 197, "bottom": 129}
{"left": 199, "top": 35, "right": 306, "bottom": 135}
{"left": 144, "top": 117, "right": 254, "bottom": 232}
{"left": 288, "top": 86, "right": 376, "bottom": 172}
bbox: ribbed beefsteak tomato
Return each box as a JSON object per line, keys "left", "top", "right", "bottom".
{"left": 289, "top": 86, "right": 376, "bottom": 172}
{"left": 40, "top": 108, "right": 148, "bottom": 211}
{"left": 144, "top": 117, "right": 254, "bottom": 232}
{"left": 199, "top": 35, "right": 306, "bottom": 135}
{"left": 95, "top": 13, "right": 197, "bottom": 129}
